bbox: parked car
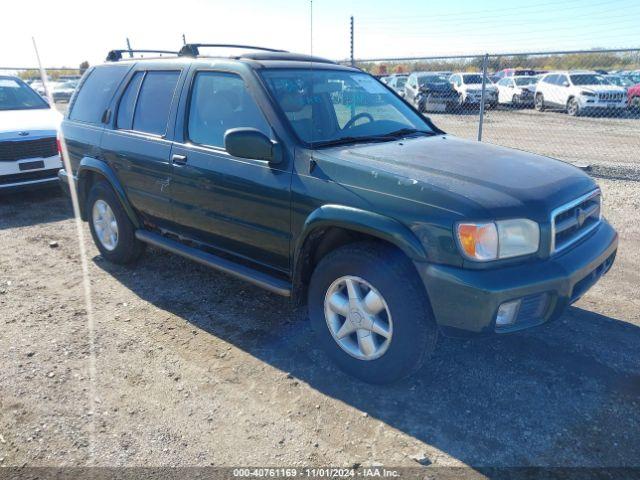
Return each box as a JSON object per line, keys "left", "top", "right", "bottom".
{"left": 496, "top": 75, "right": 538, "bottom": 107}
{"left": 628, "top": 83, "right": 640, "bottom": 112}
{"left": 491, "top": 68, "right": 537, "bottom": 83}
{"left": 0, "top": 75, "right": 62, "bottom": 192}
{"left": 604, "top": 75, "right": 635, "bottom": 91}
{"left": 449, "top": 73, "right": 498, "bottom": 109}
{"left": 405, "top": 72, "right": 457, "bottom": 112}
{"left": 52, "top": 80, "right": 79, "bottom": 103}
{"left": 386, "top": 74, "right": 408, "bottom": 97}
{"left": 534, "top": 71, "right": 627, "bottom": 116}
{"left": 58, "top": 46, "right": 617, "bottom": 384}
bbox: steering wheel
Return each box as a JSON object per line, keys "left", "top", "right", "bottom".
{"left": 343, "top": 112, "right": 374, "bottom": 130}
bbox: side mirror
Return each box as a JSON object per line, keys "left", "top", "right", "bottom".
{"left": 563, "top": 81, "right": 570, "bottom": 87}
{"left": 224, "top": 128, "right": 282, "bottom": 164}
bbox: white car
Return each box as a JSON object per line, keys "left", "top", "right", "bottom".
{"left": 534, "top": 71, "right": 627, "bottom": 116}
{"left": 449, "top": 73, "right": 498, "bottom": 109}
{"left": 0, "top": 76, "right": 63, "bottom": 192}
{"left": 496, "top": 75, "right": 538, "bottom": 107}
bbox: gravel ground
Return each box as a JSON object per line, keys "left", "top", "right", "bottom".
{"left": 0, "top": 174, "right": 639, "bottom": 469}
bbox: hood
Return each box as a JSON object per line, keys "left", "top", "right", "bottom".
{"left": 315, "top": 135, "right": 596, "bottom": 221}
{"left": 0, "top": 107, "right": 62, "bottom": 140}
{"left": 579, "top": 85, "right": 625, "bottom": 93}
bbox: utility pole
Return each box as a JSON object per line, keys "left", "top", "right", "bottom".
{"left": 126, "top": 38, "right": 133, "bottom": 58}
{"left": 182, "top": 34, "right": 186, "bottom": 45}
{"left": 350, "top": 16, "right": 354, "bottom": 67}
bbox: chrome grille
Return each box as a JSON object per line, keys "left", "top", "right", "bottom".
{"left": 598, "top": 92, "right": 624, "bottom": 101}
{"left": 0, "top": 137, "right": 57, "bottom": 162}
{"left": 551, "top": 190, "right": 602, "bottom": 253}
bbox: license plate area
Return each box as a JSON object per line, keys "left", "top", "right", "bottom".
{"left": 19, "top": 160, "right": 45, "bottom": 171}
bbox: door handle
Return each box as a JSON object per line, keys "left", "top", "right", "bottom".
{"left": 171, "top": 154, "right": 187, "bottom": 165}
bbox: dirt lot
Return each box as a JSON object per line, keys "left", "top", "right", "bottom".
{"left": 0, "top": 171, "right": 639, "bottom": 469}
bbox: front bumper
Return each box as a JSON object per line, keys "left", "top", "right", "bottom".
{"left": 414, "top": 220, "right": 618, "bottom": 336}
{"left": 0, "top": 155, "right": 62, "bottom": 193}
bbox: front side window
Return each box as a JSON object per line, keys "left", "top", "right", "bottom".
{"left": 132, "top": 71, "right": 180, "bottom": 136}
{"left": 188, "top": 71, "right": 271, "bottom": 149}
{"left": 0, "top": 77, "right": 49, "bottom": 111}
{"left": 70, "top": 65, "right": 128, "bottom": 124}
{"left": 260, "top": 69, "right": 436, "bottom": 146}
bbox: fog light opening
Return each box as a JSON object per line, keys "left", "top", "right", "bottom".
{"left": 496, "top": 299, "right": 522, "bottom": 327}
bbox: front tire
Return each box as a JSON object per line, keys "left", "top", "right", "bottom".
{"left": 567, "top": 97, "right": 581, "bottom": 116}
{"left": 308, "top": 242, "right": 438, "bottom": 384}
{"left": 87, "top": 180, "right": 144, "bottom": 264}
{"left": 535, "top": 93, "right": 545, "bottom": 111}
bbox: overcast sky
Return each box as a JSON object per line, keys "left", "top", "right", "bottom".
{"left": 1, "top": 0, "right": 639, "bottom": 69}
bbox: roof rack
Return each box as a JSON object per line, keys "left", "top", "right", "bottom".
{"left": 178, "top": 43, "right": 287, "bottom": 57}
{"left": 106, "top": 49, "right": 179, "bottom": 62}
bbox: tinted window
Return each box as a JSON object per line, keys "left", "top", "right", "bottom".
{"left": 116, "top": 72, "right": 144, "bottom": 130}
{"left": 570, "top": 74, "right": 609, "bottom": 86}
{"left": 188, "top": 71, "right": 270, "bottom": 148}
{"left": 70, "top": 65, "right": 128, "bottom": 124}
{"left": 132, "top": 71, "right": 180, "bottom": 136}
{"left": 543, "top": 74, "right": 557, "bottom": 84}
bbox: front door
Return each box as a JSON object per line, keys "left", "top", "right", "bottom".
{"left": 169, "top": 70, "right": 292, "bottom": 273}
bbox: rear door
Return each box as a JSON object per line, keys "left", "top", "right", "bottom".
{"left": 168, "top": 68, "right": 292, "bottom": 273}
{"left": 100, "top": 68, "right": 184, "bottom": 227}
{"left": 63, "top": 64, "right": 130, "bottom": 174}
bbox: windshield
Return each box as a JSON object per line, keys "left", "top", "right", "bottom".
{"left": 462, "top": 74, "right": 484, "bottom": 84}
{"left": 0, "top": 77, "right": 49, "bottom": 110}
{"left": 570, "top": 74, "right": 610, "bottom": 86}
{"left": 260, "top": 69, "right": 436, "bottom": 146}
{"left": 418, "top": 75, "right": 450, "bottom": 87}
{"left": 514, "top": 77, "right": 538, "bottom": 86}
{"left": 396, "top": 77, "right": 407, "bottom": 88}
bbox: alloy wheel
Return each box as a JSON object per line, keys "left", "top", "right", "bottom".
{"left": 324, "top": 276, "right": 393, "bottom": 361}
{"left": 92, "top": 199, "right": 119, "bottom": 251}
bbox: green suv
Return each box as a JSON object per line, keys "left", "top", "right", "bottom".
{"left": 59, "top": 45, "right": 618, "bottom": 383}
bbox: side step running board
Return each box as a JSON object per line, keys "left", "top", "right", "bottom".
{"left": 135, "top": 230, "right": 292, "bottom": 297}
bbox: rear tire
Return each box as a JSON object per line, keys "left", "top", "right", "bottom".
{"left": 308, "top": 242, "right": 438, "bottom": 384}
{"left": 87, "top": 180, "right": 144, "bottom": 264}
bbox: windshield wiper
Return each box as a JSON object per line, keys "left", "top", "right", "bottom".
{"left": 312, "top": 129, "right": 435, "bottom": 148}
{"left": 380, "top": 128, "right": 434, "bottom": 139}
{"left": 311, "top": 135, "right": 394, "bottom": 148}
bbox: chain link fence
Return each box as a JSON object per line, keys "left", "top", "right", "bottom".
{"left": 356, "top": 48, "right": 640, "bottom": 169}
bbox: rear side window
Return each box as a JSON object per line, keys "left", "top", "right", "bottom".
{"left": 116, "top": 72, "right": 144, "bottom": 130}
{"left": 132, "top": 71, "right": 180, "bottom": 136}
{"left": 187, "top": 71, "right": 270, "bottom": 148}
{"left": 69, "top": 65, "right": 128, "bottom": 124}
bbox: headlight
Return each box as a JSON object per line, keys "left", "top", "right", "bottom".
{"left": 456, "top": 219, "right": 540, "bottom": 261}
{"left": 580, "top": 90, "right": 596, "bottom": 96}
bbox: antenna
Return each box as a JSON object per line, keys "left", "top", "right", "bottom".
{"left": 350, "top": 16, "right": 354, "bottom": 67}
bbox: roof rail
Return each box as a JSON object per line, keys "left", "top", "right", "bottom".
{"left": 178, "top": 43, "right": 287, "bottom": 57}
{"left": 106, "top": 49, "right": 179, "bottom": 62}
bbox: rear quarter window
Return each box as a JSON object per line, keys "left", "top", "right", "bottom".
{"left": 69, "top": 65, "right": 129, "bottom": 124}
